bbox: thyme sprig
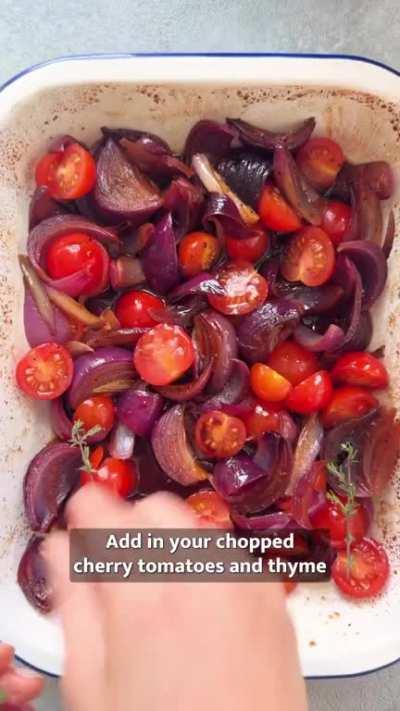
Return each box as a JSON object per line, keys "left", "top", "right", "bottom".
{"left": 326, "top": 441, "right": 359, "bottom": 576}
{"left": 70, "top": 419, "right": 101, "bottom": 473}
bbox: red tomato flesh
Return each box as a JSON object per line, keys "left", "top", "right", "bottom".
{"left": 332, "top": 538, "right": 389, "bottom": 599}
{"left": 241, "top": 399, "right": 282, "bottom": 438}
{"left": 311, "top": 496, "right": 369, "bottom": 549}
{"left": 16, "top": 343, "right": 73, "bottom": 400}
{"left": 267, "top": 340, "right": 319, "bottom": 386}
{"left": 321, "top": 385, "right": 378, "bottom": 428}
{"left": 296, "top": 137, "right": 344, "bottom": 190}
{"left": 81, "top": 457, "right": 138, "bottom": 498}
{"left": 281, "top": 227, "right": 335, "bottom": 287}
{"left": 258, "top": 183, "right": 301, "bottom": 233}
{"left": 331, "top": 352, "right": 389, "bottom": 389}
{"left": 46, "top": 232, "right": 109, "bottom": 296}
{"left": 115, "top": 290, "right": 165, "bottom": 329}
{"left": 226, "top": 230, "right": 269, "bottom": 262}
{"left": 208, "top": 261, "right": 268, "bottom": 316}
{"left": 186, "top": 490, "right": 233, "bottom": 528}
{"left": 321, "top": 200, "right": 352, "bottom": 246}
{"left": 74, "top": 395, "right": 115, "bottom": 435}
{"left": 286, "top": 370, "right": 333, "bottom": 415}
{"left": 35, "top": 143, "right": 96, "bottom": 200}
{"left": 250, "top": 363, "right": 292, "bottom": 402}
{"left": 133, "top": 323, "right": 195, "bottom": 386}
{"left": 195, "top": 410, "right": 246, "bottom": 459}
{"left": 178, "top": 231, "right": 220, "bottom": 277}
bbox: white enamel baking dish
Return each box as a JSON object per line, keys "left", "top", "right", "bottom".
{"left": 0, "top": 54, "right": 400, "bottom": 679}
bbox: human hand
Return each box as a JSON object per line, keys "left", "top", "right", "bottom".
{"left": 44, "top": 485, "right": 307, "bottom": 711}
{"left": 0, "top": 642, "right": 43, "bottom": 709}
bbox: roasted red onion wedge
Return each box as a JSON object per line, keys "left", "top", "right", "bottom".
{"left": 151, "top": 405, "right": 208, "bottom": 485}
{"left": 117, "top": 385, "right": 164, "bottom": 437}
{"left": 193, "top": 310, "right": 238, "bottom": 393}
{"left": 120, "top": 136, "right": 193, "bottom": 180}
{"left": 273, "top": 145, "right": 326, "bottom": 225}
{"left": 156, "top": 359, "right": 213, "bottom": 401}
{"left": 67, "top": 347, "right": 135, "bottom": 409}
{"left": 338, "top": 240, "right": 387, "bottom": 308}
{"left": 226, "top": 116, "right": 315, "bottom": 151}
{"left": 217, "top": 150, "right": 271, "bottom": 208}
{"left": 18, "top": 536, "right": 51, "bottom": 614}
{"left": 24, "top": 442, "right": 82, "bottom": 532}
{"left": 94, "top": 138, "right": 163, "bottom": 223}
{"left": 142, "top": 213, "right": 180, "bottom": 294}
{"left": 29, "top": 186, "right": 67, "bottom": 228}
{"left": 184, "top": 120, "right": 237, "bottom": 163}
{"left": 237, "top": 299, "right": 303, "bottom": 363}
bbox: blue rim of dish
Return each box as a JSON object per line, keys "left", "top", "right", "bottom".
{"left": 2, "top": 51, "right": 399, "bottom": 681}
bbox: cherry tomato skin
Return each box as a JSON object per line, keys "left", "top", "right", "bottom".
{"left": 226, "top": 231, "right": 269, "bottom": 262}
{"left": 331, "top": 352, "right": 389, "bottom": 390}
{"left": 241, "top": 400, "right": 282, "bottom": 438}
{"left": 321, "top": 200, "right": 352, "bottom": 246}
{"left": 82, "top": 457, "right": 138, "bottom": 498}
{"left": 312, "top": 460, "right": 328, "bottom": 493}
{"left": 74, "top": 395, "right": 115, "bottom": 435}
{"left": 134, "top": 323, "right": 195, "bottom": 386}
{"left": 281, "top": 227, "right": 335, "bottom": 287}
{"left": 283, "top": 581, "right": 297, "bottom": 594}
{"left": 321, "top": 385, "right": 378, "bottom": 428}
{"left": 258, "top": 183, "right": 302, "bottom": 233}
{"left": 250, "top": 364, "right": 293, "bottom": 402}
{"left": 208, "top": 261, "right": 268, "bottom": 316}
{"left": 186, "top": 490, "right": 233, "bottom": 528}
{"left": 45, "top": 232, "right": 109, "bottom": 296}
{"left": 296, "top": 137, "right": 344, "bottom": 190}
{"left": 178, "top": 231, "right": 220, "bottom": 277}
{"left": 286, "top": 370, "right": 333, "bottom": 415}
{"left": 114, "top": 290, "right": 165, "bottom": 329}
{"left": 89, "top": 445, "right": 105, "bottom": 470}
{"left": 16, "top": 343, "right": 73, "bottom": 400}
{"left": 195, "top": 410, "right": 247, "bottom": 459}
{"left": 311, "top": 497, "right": 369, "bottom": 549}
{"left": 332, "top": 538, "right": 389, "bottom": 599}
{"left": 35, "top": 143, "right": 96, "bottom": 200}
{"left": 267, "top": 340, "right": 319, "bottom": 386}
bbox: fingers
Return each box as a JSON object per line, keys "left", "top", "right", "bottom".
{"left": 0, "top": 644, "right": 14, "bottom": 673}
{"left": 42, "top": 531, "right": 106, "bottom": 711}
{"left": 0, "top": 666, "right": 43, "bottom": 706}
{"left": 66, "top": 484, "right": 133, "bottom": 530}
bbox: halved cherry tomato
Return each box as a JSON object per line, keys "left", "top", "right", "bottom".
{"left": 133, "top": 323, "right": 195, "bottom": 386}
{"left": 81, "top": 457, "right": 138, "bottom": 498}
{"left": 46, "top": 232, "right": 109, "bottom": 296}
{"left": 258, "top": 183, "right": 302, "bottom": 233}
{"left": 331, "top": 352, "right": 389, "bottom": 390}
{"left": 178, "top": 231, "right": 220, "bottom": 277}
{"left": 296, "top": 137, "right": 344, "bottom": 190}
{"left": 226, "top": 230, "right": 269, "bottom": 262}
{"left": 311, "top": 496, "right": 369, "bottom": 549}
{"left": 286, "top": 370, "right": 333, "bottom": 414}
{"left": 321, "top": 385, "right": 378, "bottom": 428}
{"left": 186, "top": 490, "right": 233, "bottom": 528}
{"left": 115, "top": 290, "right": 165, "bottom": 329}
{"left": 332, "top": 538, "right": 389, "bottom": 599}
{"left": 208, "top": 261, "right": 268, "bottom": 316}
{"left": 35, "top": 143, "right": 96, "bottom": 200}
{"left": 267, "top": 340, "right": 319, "bottom": 386}
{"left": 74, "top": 395, "right": 115, "bottom": 435}
{"left": 281, "top": 227, "right": 335, "bottom": 287}
{"left": 195, "top": 410, "right": 246, "bottom": 459}
{"left": 241, "top": 399, "right": 282, "bottom": 438}
{"left": 250, "top": 364, "right": 292, "bottom": 402}
{"left": 321, "top": 200, "right": 352, "bottom": 246}
{"left": 16, "top": 342, "right": 73, "bottom": 400}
